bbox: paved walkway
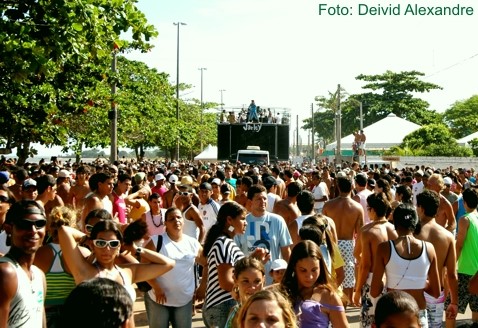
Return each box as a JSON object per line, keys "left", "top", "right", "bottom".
{"left": 133, "top": 293, "right": 474, "bottom": 327}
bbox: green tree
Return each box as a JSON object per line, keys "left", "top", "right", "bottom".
{"left": 0, "top": 0, "right": 157, "bottom": 164}
{"left": 354, "top": 70, "right": 443, "bottom": 126}
{"left": 443, "top": 95, "right": 478, "bottom": 138}
{"left": 306, "top": 70, "right": 444, "bottom": 150}
{"left": 394, "top": 123, "right": 472, "bottom": 157}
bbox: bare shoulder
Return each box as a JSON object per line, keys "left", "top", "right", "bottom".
{"left": 313, "top": 286, "right": 342, "bottom": 306}
{"left": 0, "top": 261, "right": 18, "bottom": 297}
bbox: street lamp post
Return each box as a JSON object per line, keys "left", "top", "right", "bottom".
{"left": 198, "top": 67, "right": 207, "bottom": 151}
{"left": 174, "top": 22, "right": 186, "bottom": 161}
{"left": 219, "top": 89, "right": 226, "bottom": 110}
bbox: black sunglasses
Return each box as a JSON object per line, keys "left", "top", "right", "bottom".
{"left": 14, "top": 219, "right": 47, "bottom": 230}
{"left": 0, "top": 195, "right": 9, "bottom": 203}
{"left": 178, "top": 192, "right": 190, "bottom": 196}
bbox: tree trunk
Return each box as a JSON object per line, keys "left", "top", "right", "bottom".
{"left": 16, "top": 141, "right": 31, "bottom": 166}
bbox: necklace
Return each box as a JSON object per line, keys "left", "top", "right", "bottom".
{"left": 5, "top": 254, "right": 35, "bottom": 294}
{"left": 150, "top": 211, "right": 163, "bottom": 227}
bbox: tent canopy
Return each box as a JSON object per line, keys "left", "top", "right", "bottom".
{"left": 457, "top": 131, "right": 478, "bottom": 146}
{"left": 326, "top": 113, "right": 421, "bottom": 150}
{"left": 194, "top": 144, "right": 218, "bottom": 162}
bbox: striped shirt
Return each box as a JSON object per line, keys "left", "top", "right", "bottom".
{"left": 205, "top": 236, "right": 244, "bottom": 309}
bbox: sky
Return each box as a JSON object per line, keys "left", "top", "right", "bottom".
{"left": 24, "top": 0, "right": 478, "bottom": 157}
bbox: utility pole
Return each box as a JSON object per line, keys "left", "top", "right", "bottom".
{"left": 198, "top": 67, "right": 207, "bottom": 151}
{"left": 311, "top": 103, "right": 315, "bottom": 164}
{"left": 359, "top": 101, "right": 363, "bottom": 130}
{"left": 296, "top": 115, "right": 299, "bottom": 157}
{"left": 174, "top": 22, "right": 186, "bottom": 161}
{"left": 336, "top": 84, "right": 342, "bottom": 165}
{"left": 219, "top": 89, "right": 226, "bottom": 110}
{"left": 109, "top": 45, "right": 118, "bottom": 163}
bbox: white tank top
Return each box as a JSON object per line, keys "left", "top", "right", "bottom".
{"left": 182, "top": 205, "right": 199, "bottom": 239}
{"left": 0, "top": 256, "right": 44, "bottom": 328}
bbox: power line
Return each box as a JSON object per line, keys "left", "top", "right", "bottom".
{"left": 426, "top": 52, "right": 478, "bottom": 78}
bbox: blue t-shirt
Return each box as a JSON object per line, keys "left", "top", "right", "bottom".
{"left": 235, "top": 212, "right": 292, "bottom": 285}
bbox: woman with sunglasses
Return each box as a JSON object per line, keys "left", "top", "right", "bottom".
{"left": 58, "top": 218, "right": 175, "bottom": 307}
{"left": 0, "top": 200, "right": 48, "bottom": 328}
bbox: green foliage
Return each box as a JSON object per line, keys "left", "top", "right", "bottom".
{"left": 394, "top": 123, "right": 472, "bottom": 157}
{"left": 443, "top": 95, "right": 478, "bottom": 138}
{"left": 401, "top": 124, "right": 453, "bottom": 149}
{"left": 469, "top": 138, "right": 478, "bottom": 157}
{"left": 307, "top": 71, "right": 443, "bottom": 148}
{"left": 415, "top": 144, "right": 473, "bottom": 157}
{"left": 0, "top": 0, "right": 157, "bottom": 164}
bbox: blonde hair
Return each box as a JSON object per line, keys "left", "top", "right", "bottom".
{"left": 236, "top": 289, "right": 297, "bottom": 328}
{"left": 48, "top": 206, "right": 77, "bottom": 239}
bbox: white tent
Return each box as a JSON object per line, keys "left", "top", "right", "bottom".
{"left": 457, "top": 131, "right": 478, "bottom": 146}
{"left": 326, "top": 113, "right": 421, "bottom": 150}
{"left": 194, "top": 144, "right": 218, "bottom": 162}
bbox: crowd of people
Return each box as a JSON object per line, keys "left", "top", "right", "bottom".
{"left": 0, "top": 155, "right": 477, "bottom": 328}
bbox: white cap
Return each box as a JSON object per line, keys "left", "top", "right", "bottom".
{"left": 270, "top": 259, "right": 288, "bottom": 271}
{"left": 155, "top": 173, "right": 165, "bottom": 181}
{"left": 211, "top": 178, "right": 221, "bottom": 185}
{"left": 58, "top": 169, "right": 71, "bottom": 178}
{"left": 168, "top": 174, "right": 179, "bottom": 184}
{"left": 443, "top": 177, "right": 453, "bottom": 186}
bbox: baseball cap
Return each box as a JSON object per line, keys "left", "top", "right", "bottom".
{"left": 168, "top": 174, "right": 179, "bottom": 184}
{"left": 58, "top": 169, "right": 71, "bottom": 178}
{"left": 367, "top": 178, "right": 376, "bottom": 187}
{"left": 199, "top": 182, "right": 212, "bottom": 191}
{"left": 134, "top": 172, "right": 146, "bottom": 183}
{"left": 415, "top": 169, "right": 424, "bottom": 177}
{"left": 0, "top": 171, "right": 9, "bottom": 184}
{"left": 155, "top": 173, "right": 165, "bottom": 181}
{"left": 263, "top": 176, "right": 277, "bottom": 188}
{"left": 443, "top": 177, "right": 453, "bottom": 186}
{"left": 23, "top": 178, "right": 37, "bottom": 189}
{"left": 270, "top": 259, "right": 288, "bottom": 271}
{"left": 336, "top": 171, "right": 348, "bottom": 178}
{"left": 220, "top": 184, "right": 231, "bottom": 195}
{"left": 211, "top": 178, "right": 221, "bottom": 186}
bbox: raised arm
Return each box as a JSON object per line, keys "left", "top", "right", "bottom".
{"left": 57, "top": 225, "right": 95, "bottom": 284}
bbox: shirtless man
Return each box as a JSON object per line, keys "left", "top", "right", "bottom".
{"left": 56, "top": 169, "right": 71, "bottom": 204}
{"left": 321, "top": 167, "right": 335, "bottom": 199}
{"left": 322, "top": 176, "right": 364, "bottom": 302}
{"left": 80, "top": 172, "right": 114, "bottom": 229}
{"left": 354, "top": 192, "right": 397, "bottom": 327}
{"left": 67, "top": 165, "right": 91, "bottom": 210}
{"left": 426, "top": 174, "right": 456, "bottom": 233}
{"left": 235, "top": 176, "right": 252, "bottom": 209}
{"left": 416, "top": 190, "right": 458, "bottom": 328}
{"left": 359, "top": 130, "right": 366, "bottom": 156}
{"left": 353, "top": 174, "right": 373, "bottom": 224}
{"left": 272, "top": 181, "right": 301, "bottom": 225}
{"left": 271, "top": 167, "right": 286, "bottom": 199}
{"left": 162, "top": 174, "right": 179, "bottom": 209}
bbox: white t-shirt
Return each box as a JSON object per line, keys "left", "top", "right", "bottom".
{"left": 412, "top": 181, "right": 424, "bottom": 206}
{"left": 148, "top": 233, "right": 201, "bottom": 307}
{"left": 312, "top": 183, "right": 327, "bottom": 213}
{"left": 198, "top": 199, "right": 220, "bottom": 234}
